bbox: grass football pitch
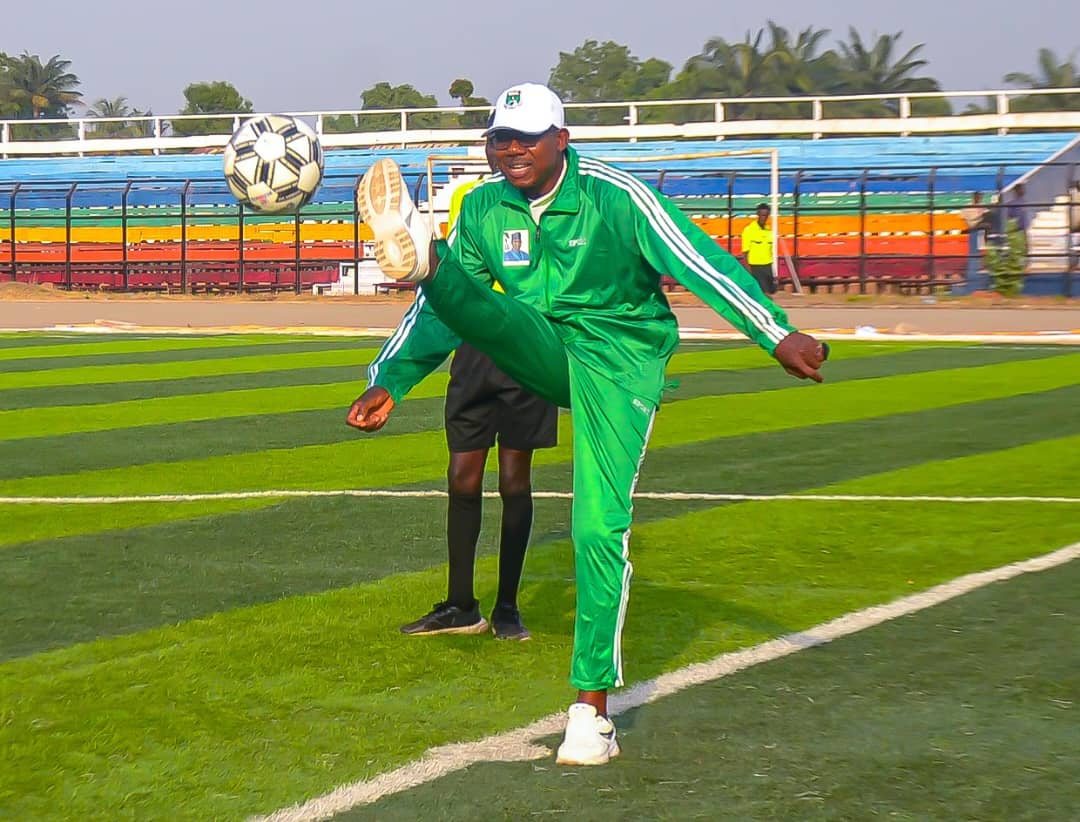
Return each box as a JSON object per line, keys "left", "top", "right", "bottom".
{"left": 1, "top": 333, "right": 1078, "bottom": 820}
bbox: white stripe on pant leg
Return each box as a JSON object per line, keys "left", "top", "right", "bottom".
{"left": 613, "top": 408, "right": 657, "bottom": 687}
{"left": 366, "top": 292, "right": 427, "bottom": 386}
{"left": 613, "top": 559, "right": 634, "bottom": 687}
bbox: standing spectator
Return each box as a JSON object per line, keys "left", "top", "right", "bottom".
{"left": 1007, "top": 183, "right": 1030, "bottom": 233}
{"left": 1005, "top": 183, "right": 1031, "bottom": 271}
{"left": 961, "top": 192, "right": 991, "bottom": 281}
{"left": 350, "top": 143, "right": 557, "bottom": 642}
{"left": 741, "top": 203, "right": 777, "bottom": 294}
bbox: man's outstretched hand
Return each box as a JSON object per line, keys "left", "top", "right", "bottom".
{"left": 346, "top": 386, "right": 396, "bottom": 432}
{"left": 774, "top": 332, "right": 830, "bottom": 383}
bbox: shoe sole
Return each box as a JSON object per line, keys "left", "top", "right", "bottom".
{"left": 401, "top": 618, "right": 490, "bottom": 637}
{"left": 555, "top": 741, "right": 621, "bottom": 766}
{"left": 492, "top": 626, "right": 532, "bottom": 641}
{"left": 357, "top": 159, "right": 419, "bottom": 281}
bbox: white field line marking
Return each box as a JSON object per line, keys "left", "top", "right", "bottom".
{"left": 0, "top": 489, "right": 1077, "bottom": 505}
{"left": 253, "top": 540, "right": 1080, "bottom": 822}
{"left": 2, "top": 325, "right": 1079, "bottom": 344}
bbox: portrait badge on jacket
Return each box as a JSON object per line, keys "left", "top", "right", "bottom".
{"left": 502, "top": 230, "right": 530, "bottom": 266}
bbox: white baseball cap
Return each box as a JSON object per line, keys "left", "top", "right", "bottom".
{"left": 483, "top": 83, "right": 565, "bottom": 136}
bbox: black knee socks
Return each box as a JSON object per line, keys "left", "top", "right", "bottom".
{"left": 447, "top": 490, "right": 534, "bottom": 611}
{"left": 497, "top": 491, "right": 534, "bottom": 609}
{"left": 446, "top": 491, "right": 483, "bottom": 608}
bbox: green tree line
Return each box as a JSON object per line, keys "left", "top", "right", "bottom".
{"left": 1, "top": 29, "right": 1077, "bottom": 139}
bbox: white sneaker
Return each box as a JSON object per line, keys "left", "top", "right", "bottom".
{"left": 555, "top": 703, "right": 620, "bottom": 766}
{"left": 356, "top": 158, "right": 432, "bottom": 282}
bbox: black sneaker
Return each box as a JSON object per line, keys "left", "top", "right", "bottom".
{"left": 491, "top": 604, "right": 531, "bottom": 641}
{"left": 399, "top": 600, "right": 488, "bottom": 636}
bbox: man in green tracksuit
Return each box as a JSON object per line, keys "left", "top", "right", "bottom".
{"left": 349, "top": 82, "right": 828, "bottom": 766}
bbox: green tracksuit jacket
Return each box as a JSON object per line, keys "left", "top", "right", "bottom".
{"left": 366, "top": 146, "right": 794, "bottom": 402}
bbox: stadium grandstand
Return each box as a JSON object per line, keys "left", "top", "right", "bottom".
{"left": 0, "top": 111, "right": 1077, "bottom": 296}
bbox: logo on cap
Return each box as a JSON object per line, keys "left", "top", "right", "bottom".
{"left": 504, "top": 90, "right": 522, "bottom": 108}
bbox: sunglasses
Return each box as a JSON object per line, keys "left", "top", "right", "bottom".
{"left": 487, "top": 127, "right": 558, "bottom": 150}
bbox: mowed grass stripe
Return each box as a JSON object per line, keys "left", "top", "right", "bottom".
{"left": 823, "top": 431, "right": 1080, "bottom": 498}
{"left": 0, "top": 338, "right": 1042, "bottom": 414}
{"left": 0, "top": 342, "right": 977, "bottom": 450}
{"left": 3, "top": 411, "right": 1077, "bottom": 662}
{"left": 0, "top": 344, "right": 814, "bottom": 439}
{"left": 0, "top": 347, "right": 379, "bottom": 390}
{"left": 0, "top": 404, "right": 444, "bottom": 481}
{"left": 6, "top": 365, "right": 1079, "bottom": 493}
{"left": 0, "top": 498, "right": 281, "bottom": 551}
{"left": 357, "top": 559, "right": 1080, "bottom": 822}
{"left": 656, "top": 339, "right": 928, "bottom": 373}
{"left": 2, "top": 503, "right": 1077, "bottom": 820}
{"left": 0, "top": 337, "right": 928, "bottom": 410}
{"left": 0, "top": 334, "right": 122, "bottom": 350}
{"left": 668, "top": 342, "right": 1068, "bottom": 400}
{"left": 2, "top": 385, "right": 1069, "bottom": 553}
{"left": 5, "top": 383, "right": 1072, "bottom": 553}
{"left": 0, "top": 375, "right": 446, "bottom": 443}
{"left": 2, "top": 353, "right": 1073, "bottom": 497}
{"left": 0, "top": 364, "right": 378, "bottom": 411}
{"left": 612, "top": 385, "right": 1080, "bottom": 497}
{"left": 0, "top": 339, "right": 371, "bottom": 373}
{"left": 0, "top": 495, "right": 461, "bottom": 660}
{"left": 664, "top": 339, "right": 935, "bottom": 375}
{"left": 0, "top": 334, "right": 356, "bottom": 363}
{"left": 1, "top": 342, "right": 1065, "bottom": 444}
{"left": 0, "top": 337, "right": 744, "bottom": 393}
{"left": 0, "top": 337, "right": 930, "bottom": 405}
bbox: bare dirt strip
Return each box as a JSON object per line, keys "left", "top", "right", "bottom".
{"left": 0, "top": 285, "right": 1077, "bottom": 335}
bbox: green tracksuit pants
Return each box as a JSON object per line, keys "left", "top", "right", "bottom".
{"left": 422, "top": 269, "right": 664, "bottom": 691}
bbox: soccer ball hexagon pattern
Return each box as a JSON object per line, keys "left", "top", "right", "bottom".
{"left": 223, "top": 114, "right": 324, "bottom": 213}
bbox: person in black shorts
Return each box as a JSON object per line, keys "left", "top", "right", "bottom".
{"left": 349, "top": 133, "right": 558, "bottom": 640}
{"left": 431, "top": 342, "right": 558, "bottom": 639}
{"left": 349, "top": 340, "right": 557, "bottom": 640}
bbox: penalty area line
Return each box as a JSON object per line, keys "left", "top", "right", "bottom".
{"left": 251, "top": 540, "right": 1080, "bottom": 821}
{"left": 0, "top": 489, "right": 1077, "bottom": 505}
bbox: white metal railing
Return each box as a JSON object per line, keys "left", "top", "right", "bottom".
{"left": 0, "top": 87, "right": 1078, "bottom": 158}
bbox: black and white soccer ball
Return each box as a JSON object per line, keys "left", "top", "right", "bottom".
{"left": 223, "top": 114, "right": 324, "bottom": 213}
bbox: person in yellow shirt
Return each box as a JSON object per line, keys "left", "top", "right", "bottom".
{"left": 447, "top": 175, "right": 483, "bottom": 230}
{"left": 741, "top": 202, "right": 776, "bottom": 294}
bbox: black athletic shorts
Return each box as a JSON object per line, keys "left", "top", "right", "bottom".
{"left": 444, "top": 343, "right": 559, "bottom": 453}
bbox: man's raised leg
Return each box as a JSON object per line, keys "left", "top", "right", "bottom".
{"left": 421, "top": 262, "right": 572, "bottom": 409}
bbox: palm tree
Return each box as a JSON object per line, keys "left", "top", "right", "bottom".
{"left": 87, "top": 96, "right": 130, "bottom": 118}
{"left": 669, "top": 30, "right": 786, "bottom": 120}
{"left": 766, "top": 22, "right": 838, "bottom": 96}
{"left": 85, "top": 96, "right": 156, "bottom": 138}
{"left": 836, "top": 29, "right": 929, "bottom": 92}
{"left": 0, "top": 72, "right": 18, "bottom": 118}
{"left": 87, "top": 96, "right": 131, "bottom": 137}
{"left": 834, "top": 29, "right": 946, "bottom": 115}
{"left": 129, "top": 108, "right": 157, "bottom": 138}
{"left": 1004, "top": 48, "right": 1080, "bottom": 111}
{"left": 704, "top": 30, "right": 783, "bottom": 99}
{"left": 0, "top": 52, "right": 17, "bottom": 116}
{"left": 3, "top": 52, "right": 82, "bottom": 119}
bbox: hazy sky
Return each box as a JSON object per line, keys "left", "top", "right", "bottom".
{"left": 3, "top": 0, "right": 1077, "bottom": 116}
